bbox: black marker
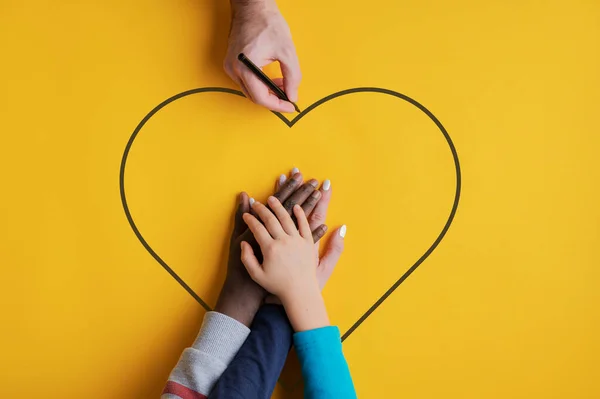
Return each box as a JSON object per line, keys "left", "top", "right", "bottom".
{"left": 237, "top": 53, "right": 301, "bottom": 113}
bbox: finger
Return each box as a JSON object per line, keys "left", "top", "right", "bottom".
{"left": 231, "top": 192, "right": 250, "bottom": 241}
{"left": 240, "top": 241, "right": 264, "bottom": 283}
{"left": 280, "top": 51, "right": 302, "bottom": 102}
{"left": 252, "top": 200, "right": 286, "bottom": 239}
{"left": 267, "top": 196, "right": 297, "bottom": 235}
{"left": 275, "top": 173, "right": 286, "bottom": 191}
{"left": 308, "top": 179, "right": 332, "bottom": 231}
{"left": 318, "top": 225, "right": 346, "bottom": 284}
{"left": 223, "top": 59, "right": 236, "bottom": 81}
{"left": 248, "top": 197, "right": 259, "bottom": 219}
{"left": 238, "top": 79, "right": 252, "bottom": 100}
{"left": 239, "top": 69, "right": 296, "bottom": 113}
{"left": 272, "top": 78, "right": 286, "bottom": 91}
{"left": 311, "top": 224, "right": 327, "bottom": 243}
{"left": 228, "top": 70, "right": 252, "bottom": 100}
{"left": 293, "top": 205, "right": 311, "bottom": 238}
{"left": 274, "top": 167, "right": 298, "bottom": 192}
{"left": 243, "top": 212, "right": 273, "bottom": 247}
{"left": 301, "top": 189, "right": 321, "bottom": 218}
{"left": 274, "top": 172, "right": 303, "bottom": 204}
{"left": 283, "top": 179, "right": 319, "bottom": 214}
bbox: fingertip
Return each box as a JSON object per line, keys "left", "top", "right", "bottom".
{"left": 278, "top": 174, "right": 287, "bottom": 187}
{"left": 293, "top": 204, "right": 307, "bottom": 220}
{"left": 281, "top": 101, "right": 296, "bottom": 113}
{"left": 339, "top": 224, "right": 347, "bottom": 238}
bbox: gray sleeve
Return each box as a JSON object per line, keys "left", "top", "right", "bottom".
{"left": 162, "top": 311, "right": 250, "bottom": 398}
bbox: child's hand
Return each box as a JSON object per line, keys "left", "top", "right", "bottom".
{"left": 241, "top": 196, "right": 330, "bottom": 331}
{"left": 241, "top": 197, "right": 318, "bottom": 302}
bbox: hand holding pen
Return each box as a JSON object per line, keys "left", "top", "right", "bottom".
{"left": 222, "top": 0, "right": 301, "bottom": 113}
{"left": 238, "top": 54, "right": 301, "bottom": 113}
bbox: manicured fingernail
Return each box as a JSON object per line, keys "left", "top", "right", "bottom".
{"left": 278, "top": 174, "right": 287, "bottom": 185}
{"left": 292, "top": 167, "right": 300, "bottom": 175}
{"left": 322, "top": 179, "right": 331, "bottom": 191}
{"left": 308, "top": 179, "right": 318, "bottom": 187}
{"left": 339, "top": 225, "right": 347, "bottom": 238}
{"left": 249, "top": 197, "right": 255, "bottom": 206}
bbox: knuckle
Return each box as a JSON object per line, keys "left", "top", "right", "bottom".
{"left": 264, "top": 244, "right": 277, "bottom": 257}
{"left": 241, "top": 252, "right": 252, "bottom": 264}
{"left": 284, "top": 200, "right": 296, "bottom": 213}
{"left": 303, "top": 197, "right": 317, "bottom": 209}
{"left": 253, "top": 96, "right": 268, "bottom": 106}
{"left": 333, "top": 240, "right": 344, "bottom": 252}
{"left": 285, "top": 179, "right": 299, "bottom": 190}
{"left": 310, "top": 211, "right": 326, "bottom": 224}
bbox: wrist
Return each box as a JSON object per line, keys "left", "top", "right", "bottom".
{"left": 230, "top": 0, "right": 276, "bottom": 13}
{"left": 214, "top": 279, "right": 264, "bottom": 327}
{"left": 281, "top": 284, "right": 330, "bottom": 332}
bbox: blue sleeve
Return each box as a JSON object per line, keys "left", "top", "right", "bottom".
{"left": 208, "top": 304, "right": 293, "bottom": 399}
{"left": 294, "top": 326, "right": 357, "bottom": 399}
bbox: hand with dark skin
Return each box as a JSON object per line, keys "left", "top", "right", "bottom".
{"left": 214, "top": 171, "right": 328, "bottom": 327}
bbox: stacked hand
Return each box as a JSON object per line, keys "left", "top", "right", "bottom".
{"left": 241, "top": 198, "right": 333, "bottom": 332}
{"left": 215, "top": 170, "right": 345, "bottom": 328}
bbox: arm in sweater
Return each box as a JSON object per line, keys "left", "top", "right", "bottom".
{"left": 294, "top": 326, "right": 357, "bottom": 399}
{"left": 162, "top": 312, "right": 250, "bottom": 399}
{"left": 209, "top": 304, "right": 293, "bottom": 399}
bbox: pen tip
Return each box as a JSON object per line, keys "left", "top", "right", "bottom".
{"left": 293, "top": 103, "right": 301, "bottom": 113}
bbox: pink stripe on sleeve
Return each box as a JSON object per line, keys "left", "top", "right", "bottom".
{"left": 162, "top": 381, "right": 208, "bottom": 399}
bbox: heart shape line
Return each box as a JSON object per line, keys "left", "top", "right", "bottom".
{"left": 119, "top": 87, "right": 462, "bottom": 341}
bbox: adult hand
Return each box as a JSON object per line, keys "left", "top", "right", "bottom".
{"left": 224, "top": 0, "right": 301, "bottom": 113}
{"left": 272, "top": 173, "right": 345, "bottom": 297}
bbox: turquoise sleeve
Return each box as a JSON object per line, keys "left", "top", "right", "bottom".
{"left": 293, "top": 326, "right": 357, "bottom": 399}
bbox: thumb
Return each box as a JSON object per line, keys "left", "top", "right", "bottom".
{"left": 318, "top": 225, "right": 346, "bottom": 284}
{"left": 240, "top": 241, "right": 264, "bottom": 283}
{"left": 279, "top": 52, "right": 302, "bottom": 102}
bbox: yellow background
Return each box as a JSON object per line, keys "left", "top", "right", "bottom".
{"left": 1, "top": 0, "right": 599, "bottom": 398}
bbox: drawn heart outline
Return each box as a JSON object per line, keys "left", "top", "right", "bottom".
{"left": 119, "top": 87, "right": 461, "bottom": 341}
